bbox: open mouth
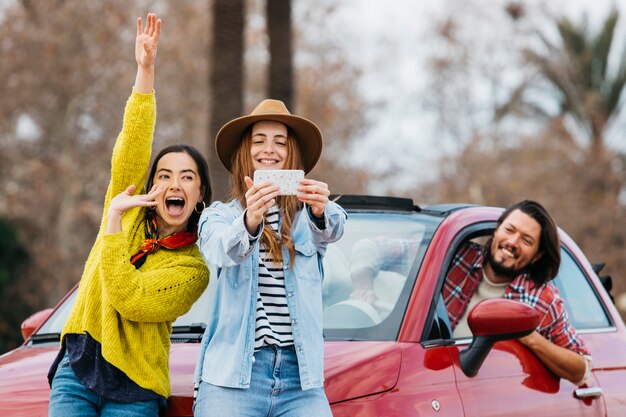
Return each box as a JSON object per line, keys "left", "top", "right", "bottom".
{"left": 499, "top": 245, "right": 517, "bottom": 259}
{"left": 165, "top": 196, "right": 186, "bottom": 217}
{"left": 258, "top": 159, "right": 280, "bottom": 165}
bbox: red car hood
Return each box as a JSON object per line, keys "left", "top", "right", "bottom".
{"left": 0, "top": 346, "right": 57, "bottom": 417}
{"left": 0, "top": 344, "right": 204, "bottom": 417}
{"left": 0, "top": 341, "right": 402, "bottom": 416}
{"left": 168, "top": 341, "right": 402, "bottom": 412}
{"left": 323, "top": 341, "right": 402, "bottom": 404}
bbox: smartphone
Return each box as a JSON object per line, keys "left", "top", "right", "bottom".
{"left": 253, "top": 169, "right": 304, "bottom": 195}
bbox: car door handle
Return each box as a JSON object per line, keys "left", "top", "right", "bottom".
{"left": 574, "top": 386, "right": 603, "bottom": 399}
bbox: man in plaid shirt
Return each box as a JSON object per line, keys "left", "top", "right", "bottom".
{"left": 442, "top": 200, "right": 591, "bottom": 385}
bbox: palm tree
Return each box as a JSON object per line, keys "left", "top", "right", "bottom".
{"left": 502, "top": 9, "right": 626, "bottom": 157}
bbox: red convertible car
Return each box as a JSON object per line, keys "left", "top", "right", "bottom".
{"left": 1, "top": 196, "right": 625, "bottom": 416}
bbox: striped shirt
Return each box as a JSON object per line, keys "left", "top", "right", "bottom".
{"left": 254, "top": 206, "right": 294, "bottom": 350}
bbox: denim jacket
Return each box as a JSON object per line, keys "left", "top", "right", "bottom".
{"left": 193, "top": 199, "right": 347, "bottom": 390}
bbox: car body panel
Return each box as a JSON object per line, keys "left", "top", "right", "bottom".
{"left": 167, "top": 341, "right": 405, "bottom": 416}
{"left": 0, "top": 346, "right": 57, "bottom": 417}
{"left": 330, "top": 343, "right": 463, "bottom": 417}
{"left": 593, "top": 370, "right": 626, "bottom": 414}
{"left": 323, "top": 341, "right": 401, "bottom": 403}
{"left": 449, "top": 342, "right": 605, "bottom": 416}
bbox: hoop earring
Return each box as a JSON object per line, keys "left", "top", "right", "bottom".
{"left": 195, "top": 201, "right": 207, "bottom": 214}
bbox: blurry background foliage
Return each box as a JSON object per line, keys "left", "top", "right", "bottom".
{"left": 0, "top": 0, "right": 624, "bottom": 352}
{"left": 0, "top": 218, "right": 28, "bottom": 354}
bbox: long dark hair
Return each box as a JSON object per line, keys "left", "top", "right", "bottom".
{"left": 145, "top": 144, "right": 211, "bottom": 231}
{"left": 495, "top": 200, "right": 561, "bottom": 285}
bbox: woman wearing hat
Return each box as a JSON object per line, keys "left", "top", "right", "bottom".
{"left": 193, "top": 100, "right": 347, "bottom": 417}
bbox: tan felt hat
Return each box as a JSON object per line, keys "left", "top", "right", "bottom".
{"left": 215, "top": 99, "right": 323, "bottom": 174}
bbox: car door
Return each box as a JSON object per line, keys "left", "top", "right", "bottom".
{"left": 552, "top": 236, "right": 626, "bottom": 417}
{"left": 449, "top": 341, "right": 604, "bottom": 417}
{"left": 438, "top": 224, "right": 605, "bottom": 417}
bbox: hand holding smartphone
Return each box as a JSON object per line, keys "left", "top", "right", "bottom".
{"left": 253, "top": 169, "right": 304, "bottom": 195}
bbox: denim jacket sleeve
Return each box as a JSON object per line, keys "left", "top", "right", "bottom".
{"left": 306, "top": 201, "right": 347, "bottom": 256}
{"left": 197, "top": 201, "right": 260, "bottom": 267}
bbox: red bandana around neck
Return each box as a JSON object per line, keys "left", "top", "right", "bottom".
{"left": 130, "top": 216, "right": 197, "bottom": 268}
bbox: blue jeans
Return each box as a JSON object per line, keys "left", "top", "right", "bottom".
{"left": 49, "top": 354, "right": 159, "bottom": 417}
{"left": 194, "top": 345, "right": 333, "bottom": 417}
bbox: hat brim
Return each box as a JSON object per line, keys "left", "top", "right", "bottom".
{"left": 216, "top": 113, "right": 323, "bottom": 174}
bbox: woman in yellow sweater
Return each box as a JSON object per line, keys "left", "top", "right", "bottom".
{"left": 47, "top": 13, "right": 210, "bottom": 417}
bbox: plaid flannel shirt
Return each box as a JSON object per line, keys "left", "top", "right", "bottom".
{"left": 442, "top": 241, "right": 589, "bottom": 356}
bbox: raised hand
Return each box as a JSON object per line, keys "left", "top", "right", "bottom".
{"left": 297, "top": 178, "right": 330, "bottom": 218}
{"left": 243, "top": 176, "right": 280, "bottom": 235}
{"left": 106, "top": 184, "right": 165, "bottom": 234}
{"left": 110, "top": 184, "right": 164, "bottom": 214}
{"left": 135, "top": 13, "right": 161, "bottom": 68}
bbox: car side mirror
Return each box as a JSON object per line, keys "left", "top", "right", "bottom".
{"left": 459, "top": 299, "right": 540, "bottom": 377}
{"left": 21, "top": 308, "right": 54, "bottom": 341}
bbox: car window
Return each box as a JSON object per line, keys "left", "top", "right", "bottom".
{"left": 322, "top": 212, "right": 438, "bottom": 340}
{"left": 552, "top": 249, "right": 611, "bottom": 330}
{"left": 322, "top": 215, "right": 425, "bottom": 325}
{"left": 439, "top": 234, "right": 491, "bottom": 340}
{"left": 36, "top": 291, "right": 77, "bottom": 335}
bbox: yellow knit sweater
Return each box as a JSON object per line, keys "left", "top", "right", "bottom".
{"left": 61, "top": 90, "right": 209, "bottom": 398}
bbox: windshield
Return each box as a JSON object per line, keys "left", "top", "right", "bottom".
{"left": 322, "top": 213, "right": 438, "bottom": 340}
{"left": 35, "top": 211, "right": 441, "bottom": 342}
